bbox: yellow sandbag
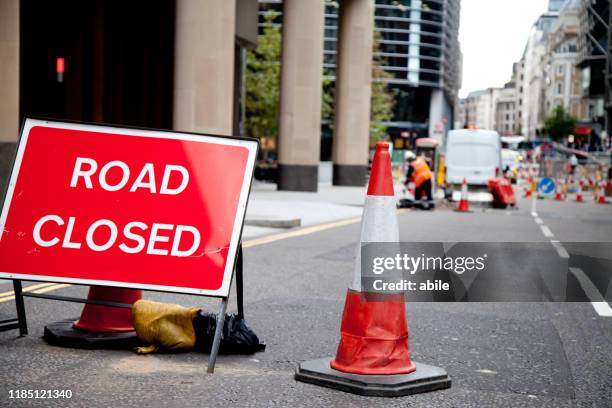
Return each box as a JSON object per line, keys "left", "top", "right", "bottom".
{"left": 132, "top": 300, "right": 200, "bottom": 354}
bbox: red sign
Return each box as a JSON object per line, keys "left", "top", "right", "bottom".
{"left": 0, "top": 119, "right": 257, "bottom": 296}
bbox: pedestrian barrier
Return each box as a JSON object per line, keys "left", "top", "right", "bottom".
{"left": 488, "top": 178, "right": 516, "bottom": 208}
{"left": 294, "top": 142, "right": 450, "bottom": 397}
{"left": 456, "top": 178, "right": 471, "bottom": 212}
{"left": 0, "top": 119, "right": 259, "bottom": 373}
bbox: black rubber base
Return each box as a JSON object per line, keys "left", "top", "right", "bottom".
{"left": 333, "top": 164, "right": 367, "bottom": 186}
{"left": 295, "top": 358, "right": 451, "bottom": 397}
{"left": 277, "top": 164, "right": 318, "bottom": 192}
{"left": 43, "top": 319, "right": 139, "bottom": 350}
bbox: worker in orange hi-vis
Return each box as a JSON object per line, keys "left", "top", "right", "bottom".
{"left": 405, "top": 151, "right": 433, "bottom": 204}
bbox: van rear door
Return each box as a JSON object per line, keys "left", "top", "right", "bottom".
{"left": 446, "top": 142, "right": 498, "bottom": 185}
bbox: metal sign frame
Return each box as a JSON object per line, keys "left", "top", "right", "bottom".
{"left": 0, "top": 118, "right": 258, "bottom": 373}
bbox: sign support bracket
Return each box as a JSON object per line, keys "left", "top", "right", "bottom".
{"left": 0, "top": 280, "right": 28, "bottom": 335}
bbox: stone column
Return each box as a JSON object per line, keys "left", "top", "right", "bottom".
{"left": 0, "top": 0, "right": 19, "bottom": 203}
{"left": 173, "top": 0, "right": 236, "bottom": 135}
{"left": 277, "top": 0, "right": 325, "bottom": 192}
{"left": 332, "top": 0, "right": 374, "bottom": 186}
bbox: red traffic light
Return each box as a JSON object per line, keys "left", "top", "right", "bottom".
{"left": 56, "top": 57, "right": 65, "bottom": 74}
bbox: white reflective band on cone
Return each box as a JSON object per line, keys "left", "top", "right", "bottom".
{"left": 351, "top": 195, "right": 400, "bottom": 291}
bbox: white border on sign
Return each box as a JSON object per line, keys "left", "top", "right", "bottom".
{"left": 0, "top": 118, "right": 258, "bottom": 297}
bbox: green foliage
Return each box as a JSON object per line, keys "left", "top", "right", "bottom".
{"left": 245, "top": 11, "right": 281, "bottom": 139}
{"left": 245, "top": 11, "right": 334, "bottom": 140}
{"left": 370, "top": 31, "right": 397, "bottom": 141}
{"left": 245, "top": 13, "right": 396, "bottom": 144}
{"left": 543, "top": 105, "right": 577, "bottom": 141}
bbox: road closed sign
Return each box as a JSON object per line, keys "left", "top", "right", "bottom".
{"left": 0, "top": 119, "right": 258, "bottom": 296}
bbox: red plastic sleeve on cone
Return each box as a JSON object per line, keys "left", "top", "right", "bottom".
{"left": 331, "top": 289, "right": 415, "bottom": 375}
{"left": 367, "top": 142, "right": 395, "bottom": 197}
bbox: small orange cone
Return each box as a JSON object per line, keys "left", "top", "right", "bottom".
{"left": 554, "top": 178, "right": 564, "bottom": 201}
{"left": 576, "top": 179, "right": 584, "bottom": 203}
{"left": 74, "top": 287, "right": 142, "bottom": 332}
{"left": 43, "top": 287, "right": 142, "bottom": 349}
{"left": 524, "top": 173, "right": 534, "bottom": 198}
{"left": 598, "top": 181, "right": 607, "bottom": 204}
{"left": 456, "top": 178, "right": 471, "bottom": 212}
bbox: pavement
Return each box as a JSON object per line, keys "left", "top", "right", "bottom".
{"left": 242, "top": 180, "right": 366, "bottom": 238}
{"left": 1, "top": 178, "right": 611, "bottom": 407}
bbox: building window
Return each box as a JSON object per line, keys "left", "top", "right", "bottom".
{"left": 557, "top": 64, "right": 563, "bottom": 75}
{"left": 556, "top": 82, "right": 563, "bottom": 95}
{"left": 506, "top": 113, "right": 509, "bottom": 120}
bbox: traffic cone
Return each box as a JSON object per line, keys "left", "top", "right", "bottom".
{"left": 597, "top": 181, "right": 607, "bottom": 204}
{"left": 295, "top": 142, "right": 450, "bottom": 397}
{"left": 456, "top": 178, "right": 471, "bottom": 212}
{"left": 73, "top": 287, "right": 142, "bottom": 332}
{"left": 554, "top": 178, "right": 564, "bottom": 201}
{"left": 524, "top": 174, "right": 533, "bottom": 198}
{"left": 576, "top": 179, "right": 584, "bottom": 203}
{"left": 43, "top": 287, "right": 142, "bottom": 349}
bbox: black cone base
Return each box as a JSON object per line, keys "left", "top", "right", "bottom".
{"left": 43, "top": 319, "right": 140, "bottom": 350}
{"left": 295, "top": 358, "right": 451, "bottom": 397}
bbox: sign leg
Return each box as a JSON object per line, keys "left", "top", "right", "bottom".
{"left": 13, "top": 280, "right": 28, "bottom": 336}
{"left": 236, "top": 244, "right": 244, "bottom": 319}
{"left": 207, "top": 297, "right": 228, "bottom": 374}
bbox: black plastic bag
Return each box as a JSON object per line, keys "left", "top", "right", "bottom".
{"left": 194, "top": 312, "right": 266, "bottom": 354}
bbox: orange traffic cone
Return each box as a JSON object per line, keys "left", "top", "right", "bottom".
{"left": 597, "top": 181, "right": 607, "bottom": 204}
{"left": 456, "top": 178, "right": 471, "bottom": 212}
{"left": 43, "top": 287, "right": 142, "bottom": 348}
{"left": 331, "top": 143, "right": 413, "bottom": 375}
{"left": 576, "top": 179, "right": 584, "bottom": 203}
{"left": 295, "top": 142, "right": 450, "bottom": 397}
{"left": 554, "top": 178, "right": 564, "bottom": 201}
{"left": 524, "top": 174, "right": 533, "bottom": 198}
{"left": 74, "top": 287, "right": 142, "bottom": 332}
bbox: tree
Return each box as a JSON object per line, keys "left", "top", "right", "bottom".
{"left": 543, "top": 105, "right": 576, "bottom": 142}
{"left": 245, "top": 11, "right": 282, "bottom": 140}
{"left": 369, "top": 30, "right": 397, "bottom": 141}
{"left": 245, "top": 11, "right": 334, "bottom": 141}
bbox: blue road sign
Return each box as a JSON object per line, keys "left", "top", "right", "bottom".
{"left": 538, "top": 177, "right": 556, "bottom": 195}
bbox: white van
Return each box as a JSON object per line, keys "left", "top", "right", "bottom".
{"left": 445, "top": 129, "right": 502, "bottom": 188}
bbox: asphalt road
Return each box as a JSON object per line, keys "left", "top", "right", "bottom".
{"left": 0, "top": 194, "right": 611, "bottom": 407}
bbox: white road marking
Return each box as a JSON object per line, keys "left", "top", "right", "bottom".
{"left": 569, "top": 267, "right": 612, "bottom": 317}
{"left": 529, "top": 200, "right": 611, "bottom": 317}
{"left": 476, "top": 369, "right": 497, "bottom": 375}
{"left": 540, "top": 225, "right": 554, "bottom": 238}
{"left": 550, "top": 240, "right": 569, "bottom": 259}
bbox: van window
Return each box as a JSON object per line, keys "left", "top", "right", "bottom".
{"left": 447, "top": 143, "right": 497, "bottom": 167}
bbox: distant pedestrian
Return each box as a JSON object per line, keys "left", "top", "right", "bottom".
{"left": 405, "top": 151, "right": 433, "bottom": 204}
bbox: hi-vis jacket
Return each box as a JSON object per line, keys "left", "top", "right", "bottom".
{"left": 410, "top": 157, "right": 432, "bottom": 187}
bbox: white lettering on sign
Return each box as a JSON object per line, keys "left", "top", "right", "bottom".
{"left": 32, "top": 215, "right": 201, "bottom": 257}
{"left": 70, "top": 157, "right": 189, "bottom": 195}
{"left": 33, "top": 157, "right": 201, "bottom": 257}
